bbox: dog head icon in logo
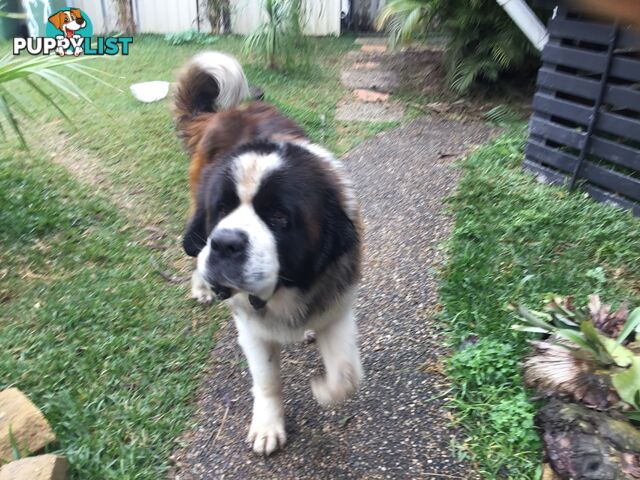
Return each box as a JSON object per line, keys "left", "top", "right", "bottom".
{"left": 48, "top": 9, "right": 87, "bottom": 38}
{"left": 48, "top": 8, "right": 88, "bottom": 56}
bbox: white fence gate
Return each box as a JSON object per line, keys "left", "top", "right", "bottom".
{"left": 67, "top": 0, "right": 341, "bottom": 36}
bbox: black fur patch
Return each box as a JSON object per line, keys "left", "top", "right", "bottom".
{"left": 252, "top": 142, "right": 359, "bottom": 291}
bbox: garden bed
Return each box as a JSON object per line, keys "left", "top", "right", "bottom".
{"left": 442, "top": 127, "right": 640, "bottom": 479}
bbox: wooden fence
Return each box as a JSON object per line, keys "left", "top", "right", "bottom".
{"left": 524, "top": 5, "right": 640, "bottom": 216}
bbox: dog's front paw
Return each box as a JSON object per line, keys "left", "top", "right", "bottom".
{"left": 311, "top": 362, "right": 362, "bottom": 406}
{"left": 191, "top": 270, "right": 214, "bottom": 304}
{"left": 247, "top": 412, "right": 286, "bottom": 456}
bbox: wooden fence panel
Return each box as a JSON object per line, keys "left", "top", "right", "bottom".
{"left": 525, "top": 6, "right": 640, "bottom": 216}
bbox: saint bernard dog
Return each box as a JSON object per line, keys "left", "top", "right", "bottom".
{"left": 173, "top": 52, "right": 363, "bottom": 455}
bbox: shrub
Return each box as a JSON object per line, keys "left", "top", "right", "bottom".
{"left": 377, "top": 0, "right": 544, "bottom": 91}
{"left": 243, "top": 0, "right": 310, "bottom": 70}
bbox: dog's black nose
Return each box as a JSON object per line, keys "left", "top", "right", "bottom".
{"left": 77, "top": 17, "right": 85, "bottom": 25}
{"left": 210, "top": 229, "right": 247, "bottom": 258}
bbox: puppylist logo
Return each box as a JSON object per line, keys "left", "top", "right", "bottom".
{"left": 13, "top": 8, "right": 133, "bottom": 57}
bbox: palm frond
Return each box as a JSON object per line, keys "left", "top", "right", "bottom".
{"left": 0, "top": 55, "right": 107, "bottom": 148}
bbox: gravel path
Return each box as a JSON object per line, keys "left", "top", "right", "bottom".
{"left": 170, "top": 117, "right": 497, "bottom": 479}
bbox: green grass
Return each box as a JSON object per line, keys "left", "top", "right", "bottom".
{"left": 0, "top": 150, "right": 222, "bottom": 478}
{"left": 0, "top": 34, "right": 400, "bottom": 478}
{"left": 441, "top": 127, "right": 640, "bottom": 479}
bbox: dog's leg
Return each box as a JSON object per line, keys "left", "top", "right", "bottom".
{"left": 311, "top": 308, "right": 363, "bottom": 405}
{"left": 191, "top": 269, "right": 214, "bottom": 304}
{"left": 236, "top": 318, "right": 285, "bottom": 455}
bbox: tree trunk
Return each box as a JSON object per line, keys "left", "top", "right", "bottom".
{"left": 116, "top": 0, "right": 136, "bottom": 34}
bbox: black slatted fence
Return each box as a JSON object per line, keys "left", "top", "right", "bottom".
{"left": 524, "top": 5, "right": 640, "bottom": 216}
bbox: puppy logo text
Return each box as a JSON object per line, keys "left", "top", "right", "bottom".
{"left": 13, "top": 8, "right": 133, "bottom": 56}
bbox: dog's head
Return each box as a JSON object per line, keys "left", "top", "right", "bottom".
{"left": 183, "top": 141, "right": 359, "bottom": 303}
{"left": 48, "top": 9, "right": 86, "bottom": 36}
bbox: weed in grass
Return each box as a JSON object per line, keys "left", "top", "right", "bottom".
{"left": 441, "top": 126, "right": 640, "bottom": 479}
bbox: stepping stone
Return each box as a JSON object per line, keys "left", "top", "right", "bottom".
{"left": 341, "top": 69, "right": 399, "bottom": 92}
{"left": 352, "top": 61, "right": 381, "bottom": 70}
{"left": 335, "top": 101, "right": 404, "bottom": 122}
{"left": 355, "top": 37, "right": 387, "bottom": 46}
{"left": 0, "top": 388, "right": 56, "bottom": 461}
{"left": 353, "top": 89, "right": 390, "bottom": 103}
{"left": 0, "top": 455, "right": 69, "bottom": 480}
{"left": 361, "top": 44, "right": 387, "bottom": 54}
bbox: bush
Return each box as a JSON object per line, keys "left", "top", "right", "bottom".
{"left": 243, "top": 0, "right": 310, "bottom": 70}
{"left": 377, "top": 0, "right": 544, "bottom": 91}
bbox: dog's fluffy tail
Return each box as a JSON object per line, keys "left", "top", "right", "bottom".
{"left": 173, "top": 51, "right": 249, "bottom": 151}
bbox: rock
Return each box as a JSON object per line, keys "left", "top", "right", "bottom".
{"left": 352, "top": 61, "right": 381, "bottom": 70}
{"left": 361, "top": 44, "right": 387, "bottom": 54}
{"left": 0, "top": 454, "right": 68, "bottom": 480}
{"left": 353, "top": 89, "right": 390, "bottom": 103}
{"left": 335, "top": 101, "right": 404, "bottom": 122}
{"left": 355, "top": 37, "right": 387, "bottom": 46}
{"left": 340, "top": 69, "right": 398, "bottom": 92}
{"left": 0, "top": 388, "right": 56, "bottom": 461}
{"left": 538, "top": 400, "right": 640, "bottom": 479}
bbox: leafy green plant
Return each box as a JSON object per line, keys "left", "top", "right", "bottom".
{"left": 243, "top": 0, "right": 309, "bottom": 70}
{"left": 514, "top": 296, "right": 640, "bottom": 411}
{"left": 0, "top": 55, "right": 104, "bottom": 148}
{"left": 164, "top": 29, "right": 218, "bottom": 46}
{"left": 376, "top": 0, "right": 543, "bottom": 92}
{"left": 489, "top": 393, "right": 540, "bottom": 449}
{"left": 449, "top": 338, "right": 519, "bottom": 398}
{"left": 484, "top": 104, "right": 519, "bottom": 124}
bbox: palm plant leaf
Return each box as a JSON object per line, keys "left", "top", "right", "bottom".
{"left": 0, "top": 55, "right": 104, "bottom": 147}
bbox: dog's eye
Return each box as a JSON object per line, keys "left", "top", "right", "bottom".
{"left": 216, "top": 205, "right": 228, "bottom": 220}
{"left": 63, "top": 18, "right": 69, "bottom": 23}
{"left": 268, "top": 210, "right": 289, "bottom": 230}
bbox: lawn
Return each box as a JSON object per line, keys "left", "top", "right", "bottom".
{"left": 442, "top": 127, "right": 640, "bottom": 479}
{"left": 0, "top": 34, "right": 398, "bottom": 479}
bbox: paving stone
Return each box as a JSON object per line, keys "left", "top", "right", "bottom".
{"left": 0, "top": 455, "right": 68, "bottom": 480}
{"left": 355, "top": 37, "right": 387, "bottom": 46}
{"left": 335, "top": 101, "right": 404, "bottom": 122}
{"left": 352, "top": 61, "right": 381, "bottom": 70}
{"left": 353, "top": 89, "right": 390, "bottom": 103}
{"left": 340, "top": 69, "right": 399, "bottom": 92}
{"left": 361, "top": 44, "right": 387, "bottom": 54}
{"left": 0, "top": 388, "right": 55, "bottom": 461}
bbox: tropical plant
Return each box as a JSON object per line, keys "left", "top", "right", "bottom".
{"left": 243, "top": 0, "right": 309, "bottom": 70}
{"left": 376, "top": 0, "right": 543, "bottom": 92}
{"left": 513, "top": 295, "right": 640, "bottom": 413}
{"left": 0, "top": 54, "right": 104, "bottom": 148}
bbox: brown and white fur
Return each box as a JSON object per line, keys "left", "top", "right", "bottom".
{"left": 173, "top": 52, "right": 363, "bottom": 455}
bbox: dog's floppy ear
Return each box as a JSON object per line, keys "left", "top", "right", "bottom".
{"left": 70, "top": 8, "right": 83, "bottom": 20}
{"left": 313, "top": 198, "right": 358, "bottom": 275}
{"left": 183, "top": 205, "right": 208, "bottom": 257}
{"left": 48, "top": 11, "right": 65, "bottom": 30}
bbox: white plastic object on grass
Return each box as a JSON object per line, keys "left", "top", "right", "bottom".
{"left": 496, "top": 0, "right": 549, "bottom": 51}
{"left": 130, "top": 81, "right": 170, "bottom": 103}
